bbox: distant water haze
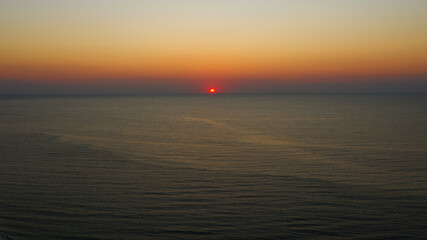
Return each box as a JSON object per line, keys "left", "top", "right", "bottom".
{"left": 0, "top": 77, "right": 426, "bottom": 95}
{"left": 0, "top": 94, "right": 426, "bottom": 239}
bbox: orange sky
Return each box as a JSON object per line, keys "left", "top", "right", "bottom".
{"left": 0, "top": 0, "right": 426, "bottom": 93}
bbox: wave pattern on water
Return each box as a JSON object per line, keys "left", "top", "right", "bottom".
{"left": 0, "top": 95, "right": 426, "bottom": 239}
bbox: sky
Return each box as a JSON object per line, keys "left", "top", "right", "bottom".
{"left": 0, "top": 0, "right": 426, "bottom": 94}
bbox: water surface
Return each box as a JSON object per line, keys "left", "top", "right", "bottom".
{"left": 1, "top": 94, "right": 426, "bottom": 239}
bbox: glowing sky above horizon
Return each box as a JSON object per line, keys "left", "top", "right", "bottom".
{"left": 0, "top": 0, "right": 426, "bottom": 93}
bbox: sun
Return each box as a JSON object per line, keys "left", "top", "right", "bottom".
{"left": 209, "top": 88, "right": 215, "bottom": 94}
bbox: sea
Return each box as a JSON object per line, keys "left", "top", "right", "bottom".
{"left": 0, "top": 94, "right": 426, "bottom": 240}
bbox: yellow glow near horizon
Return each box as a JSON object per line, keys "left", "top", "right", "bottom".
{"left": 1, "top": 0, "right": 426, "bottom": 88}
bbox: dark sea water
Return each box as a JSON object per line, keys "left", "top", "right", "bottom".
{"left": 0, "top": 94, "right": 426, "bottom": 240}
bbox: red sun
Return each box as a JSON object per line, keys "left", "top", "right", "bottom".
{"left": 209, "top": 88, "right": 215, "bottom": 94}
